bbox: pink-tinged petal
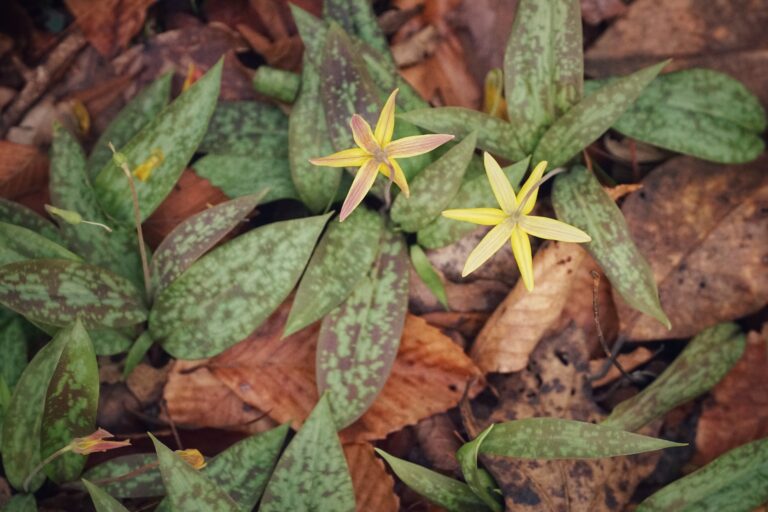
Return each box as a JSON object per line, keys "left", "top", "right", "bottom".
{"left": 380, "top": 158, "right": 410, "bottom": 197}
{"left": 70, "top": 428, "right": 131, "bottom": 454}
{"left": 484, "top": 152, "right": 517, "bottom": 214}
{"left": 519, "top": 215, "right": 591, "bottom": 243}
{"left": 461, "top": 218, "right": 515, "bottom": 277}
{"left": 350, "top": 115, "right": 380, "bottom": 153}
{"left": 309, "top": 148, "right": 371, "bottom": 167}
{"left": 517, "top": 160, "right": 548, "bottom": 215}
{"left": 374, "top": 89, "right": 398, "bottom": 146}
{"left": 340, "top": 159, "right": 380, "bottom": 221}
{"left": 441, "top": 208, "right": 507, "bottom": 226}
{"left": 385, "top": 134, "right": 455, "bottom": 158}
{"left": 509, "top": 225, "right": 534, "bottom": 291}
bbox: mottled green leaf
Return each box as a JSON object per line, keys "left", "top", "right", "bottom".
{"left": 603, "top": 323, "right": 745, "bottom": 432}
{"left": 552, "top": 166, "right": 670, "bottom": 328}
{"left": 456, "top": 426, "right": 503, "bottom": 512}
{"left": 82, "top": 479, "right": 130, "bottom": 512}
{"left": 123, "top": 331, "right": 153, "bottom": 378}
{"left": 87, "top": 74, "right": 172, "bottom": 177}
{"left": 286, "top": 208, "right": 383, "bottom": 336}
{"left": 199, "top": 100, "right": 288, "bottom": 157}
{"left": 193, "top": 154, "right": 295, "bottom": 203}
{"left": 391, "top": 132, "right": 476, "bottom": 232}
{"left": 637, "top": 438, "right": 768, "bottom": 512}
{"left": 81, "top": 453, "right": 163, "bottom": 498}
{"left": 149, "top": 433, "right": 240, "bottom": 512}
{"left": 0, "top": 198, "right": 62, "bottom": 244}
{"left": 291, "top": 5, "right": 327, "bottom": 66}
{"left": 358, "top": 45, "right": 427, "bottom": 112}
{"left": 399, "top": 107, "right": 525, "bottom": 162}
{"left": 323, "top": 0, "right": 393, "bottom": 68}
{"left": 150, "top": 213, "right": 331, "bottom": 358}
{"left": 89, "top": 328, "right": 133, "bottom": 356}
{"left": 316, "top": 229, "right": 409, "bottom": 428}
{"left": 261, "top": 394, "right": 355, "bottom": 512}
{"left": 478, "top": 418, "right": 683, "bottom": 459}
{"left": 417, "top": 157, "right": 529, "bottom": 249}
{"left": 1, "top": 494, "right": 36, "bottom": 512}
{"left": 375, "top": 449, "right": 491, "bottom": 512}
{"left": 533, "top": 60, "right": 667, "bottom": 167}
{"left": 504, "top": 0, "right": 582, "bottom": 152}
{"left": 0, "top": 222, "right": 80, "bottom": 267}
{"left": 94, "top": 60, "right": 222, "bottom": 222}
{"left": 0, "top": 259, "right": 147, "bottom": 329}
{"left": 0, "top": 375, "right": 10, "bottom": 446}
{"left": 251, "top": 67, "right": 300, "bottom": 103}
{"left": 409, "top": 245, "right": 448, "bottom": 310}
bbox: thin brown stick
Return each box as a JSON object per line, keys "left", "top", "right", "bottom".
{"left": 160, "top": 401, "right": 183, "bottom": 450}
{"left": 590, "top": 270, "right": 636, "bottom": 383}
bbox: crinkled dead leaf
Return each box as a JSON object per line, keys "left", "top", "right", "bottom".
{"left": 344, "top": 443, "right": 399, "bottom": 512}
{"left": 65, "top": 0, "right": 154, "bottom": 56}
{"left": 0, "top": 141, "right": 48, "bottom": 200}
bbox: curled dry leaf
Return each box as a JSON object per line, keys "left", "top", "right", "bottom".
{"left": 344, "top": 443, "right": 400, "bottom": 512}
{"left": 0, "top": 140, "right": 48, "bottom": 199}
{"left": 414, "top": 414, "right": 462, "bottom": 474}
{"left": 65, "top": 0, "right": 155, "bottom": 56}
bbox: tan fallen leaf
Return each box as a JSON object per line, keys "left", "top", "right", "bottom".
{"left": 589, "top": 347, "right": 654, "bottom": 388}
{"left": 65, "top": 0, "right": 155, "bottom": 57}
{"left": 421, "top": 311, "right": 489, "bottom": 340}
{"left": 0, "top": 140, "right": 48, "bottom": 199}
{"left": 580, "top": 0, "right": 627, "bottom": 25}
{"left": 344, "top": 443, "right": 400, "bottom": 512}
{"left": 414, "top": 413, "right": 462, "bottom": 474}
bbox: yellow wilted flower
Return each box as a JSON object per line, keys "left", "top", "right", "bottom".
{"left": 176, "top": 448, "right": 206, "bottom": 470}
{"left": 133, "top": 148, "right": 164, "bottom": 182}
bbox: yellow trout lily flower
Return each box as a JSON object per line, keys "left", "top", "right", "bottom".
{"left": 310, "top": 89, "right": 454, "bottom": 221}
{"left": 70, "top": 428, "right": 131, "bottom": 455}
{"left": 442, "top": 154, "right": 591, "bottom": 291}
{"left": 176, "top": 448, "right": 207, "bottom": 470}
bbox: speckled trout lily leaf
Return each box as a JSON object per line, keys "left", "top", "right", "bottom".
{"left": 533, "top": 60, "right": 668, "bottom": 167}
{"left": 149, "top": 433, "right": 240, "bottom": 512}
{"left": 603, "top": 323, "right": 745, "bottom": 432}
{"left": 122, "top": 331, "right": 153, "bottom": 378}
{"left": 316, "top": 229, "right": 409, "bottom": 428}
{"left": 417, "top": 157, "right": 529, "bottom": 249}
{"left": 150, "top": 192, "right": 266, "bottom": 295}
{"left": 87, "top": 73, "right": 172, "bottom": 177}
{"left": 291, "top": 5, "right": 327, "bottom": 65}
{"left": 260, "top": 394, "right": 356, "bottom": 512}
{"left": 82, "top": 453, "right": 163, "bottom": 498}
{"left": 409, "top": 244, "right": 448, "bottom": 309}
{"left": 0, "top": 198, "right": 62, "bottom": 243}
{"left": 552, "top": 166, "right": 670, "bottom": 328}
{"left": 285, "top": 207, "right": 383, "bottom": 336}
{"left": 585, "top": 69, "right": 766, "bottom": 164}
{"left": 504, "top": 0, "right": 583, "bottom": 152}
{"left": 82, "top": 479, "right": 131, "bottom": 512}
{"left": 637, "top": 438, "right": 768, "bottom": 512}
{"left": 391, "top": 132, "right": 476, "bottom": 232}
{"left": 1, "top": 494, "right": 36, "bottom": 512}
{"left": 323, "top": 0, "right": 393, "bottom": 69}
{"left": 0, "top": 259, "right": 146, "bottom": 329}
{"left": 150, "top": 213, "right": 331, "bottom": 358}
{"left": 198, "top": 100, "right": 288, "bottom": 157}
{"left": 0, "top": 315, "right": 27, "bottom": 389}
{"left": 375, "top": 449, "right": 492, "bottom": 512}
{"left": 42, "top": 320, "right": 99, "bottom": 483}
{"left": 89, "top": 328, "right": 133, "bottom": 356}
{"left": 94, "top": 60, "right": 222, "bottom": 222}
{"left": 193, "top": 154, "right": 296, "bottom": 203}
{"left": 456, "top": 426, "right": 503, "bottom": 512}
{"left": 478, "top": 418, "right": 684, "bottom": 459}
{"left": 0, "top": 222, "right": 81, "bottom": 266}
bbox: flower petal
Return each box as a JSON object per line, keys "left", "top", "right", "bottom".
{"left": 461, "top": 219, "right": 515, "bottom": 277}
{"left": 350, "top": 114, "right": 380, "bottom": 153}
{"left": 510, "top": 226, "right": 534, "bottom": 291}
{"left": 519, "top": 215, "right": 592, "bottom": 243}
{"left": 374, "top": 89, "right": 398, "bottom": 146}
{"left": 442, "top": 208, "right": 507, "bottom": 226}
{"left": 484, "top": 152, "right": 517, "bottom": 214}
{"left": 340, "top": 159, "right": 380, "bottom": 221}
{"left": 385, "top": 134, "right": 455, "bottom": 158}
{"left": 309, "top": 148, "right": 370, "bottom": 167}
{"left": 517, "top": 160, "right": 548, "bottom": 215}
{"left": 380, "top": 158, "right": 410, "bottom": 197}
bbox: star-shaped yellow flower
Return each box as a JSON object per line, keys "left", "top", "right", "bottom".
{"left": 310, "top": 89, "right": 454, "bottom": 221}
{"left": 442, "top": 154, "right": 591, "bottom": 291}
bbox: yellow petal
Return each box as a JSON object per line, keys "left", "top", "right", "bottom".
{"left": 461, "top": 219, "right": 515, "bottom": 277}
{"left": 309, "top": 148, "right": 370, "bottom": 167}
{"left": 483, "top": 152, "right": 517, "bottom": 214}
{"left": 510, "top": 226, "right": 533, "bottom": 291}
{"left": 374, "top": 89, "right": 398, "bottom": 146}
{"left": 340, "top": 159, "right": 379, "bottom": 221}
{"left": 385, "top": 134, "right": 454, "bottom": 158}
{"left": 380, "top": 158, "right": 410, "bottom": 197}
{"left": 441, "top": 208, "right": 507, "bottom": 226}
{"left": 350, "top": 114, "right": 379, "bottom": 153}
{"left": 516, "top": 160, "right": 547, "bottom": 215}
{"left": 519, "top": 215, "right": 591, "bottom": 243}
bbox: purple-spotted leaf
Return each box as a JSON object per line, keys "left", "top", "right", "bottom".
{"left": 150, "top": 192, "right": 266, "bottom": 295}
{"left": 199, "top": 101, "right": 288, "bottom": 157}
{"left": 93, "top": 60, "right": 222, "bottom": 222}
{"left": 323, "top": 0, "right": 393, "bottom": 70}
{"left": 82, "top": 479, "right": 131, "bottom": 512}
{"left": 261, "top": 393, "right": 356, "bottom": 512}
{"left": 150, "top": 213, "right": 332, "bottom": 358}
{"left": 316, "top": 229, "right": 409, "bottom": 428}
{"left": 0, "top": 259, "right": 146, "bottom": 329}
{"left": 291, "top": 5, "right": 327, "bottom": 66}
{"left": 0, "top": 198, "right": 62, "bottom": 243}
{"left": 193, "top": 154, "right": 295, "bottom": 203}
{"left": 285, "top": 207, "right": 383, "bottom": 337}
{"left": 0, "top": 221, "right": 81, "bottom": 266}
{"left": 0, "top": 315, "right": 27, "bottom": 389}
{"left": 82, "top": 453, "right": 163, "bottom": 498}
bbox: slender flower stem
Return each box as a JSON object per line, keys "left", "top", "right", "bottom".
{"left": 81, "top": 219, "right": 113, "bottom": 232}
{"left": 23, "top": 446, "right": 72, "bottom": 492}
{"left": 515, "top": 167, "right": 567, "bottom": 215}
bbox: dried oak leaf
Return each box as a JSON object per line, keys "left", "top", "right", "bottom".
{"left": 65, "top": 0, "right": 155, "bottom": 57}
{"left": 344, "top": 442, "right": 400, "bottom": 512}
{"left": 618, "top": 155, "right": 768, "bottom": 340}
{"left": 0, "top": 140, "right": 48, "bottom": 199}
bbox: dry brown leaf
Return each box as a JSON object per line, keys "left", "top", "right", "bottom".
{"left": 408, "top": 262, "right": 510, "bottom": 315}
{"left": 421, "top": 311, "right": 489, "bottom": 340}
{"left": 126, "top": 362, "right": 171, "bottom": 407}
{"left": 693, "top": 327, "right": 768, "bottom": 466}
{"left": 65, "top": 0, "right": 155, "bottom": 57}
{"left": 344, "top": 443, "right": 400, "bottom": 512}
{"left": 414, "top": 413, "right": 462, "bottom": 474}
{"left": 580, "top": 0, "right": 627, "bottom": 25}
{"left": 618, "top": 155, "right": 768, "bottom": 340}
{"left": 0, "top": 139, "right": 48, "bottom": 199}
{"left": 589, "top": 347, "right": 654, "bottom": 387}
{"left": 471, "top": 241, "right": 587, "bottom": 373}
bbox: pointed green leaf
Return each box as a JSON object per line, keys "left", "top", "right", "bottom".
{"left": 286, "top": 208, "right": 383, "bottom": 336}
{"left": 0, "top": 259, "right": 146, "bottom": 329}
{"left": 316, "top": 229, "right": 409, "bottom": 428}
{"left": 376, "top": 448, "right": 492, "bottom": 512}
{"left": 82, "top": 479, "right": 131, "bottom": 512}
{"left": 0, "top": 375, "right": 9, "bottom": 446}
{"left": 0, "top": 221, "right": 81, "bottom": 266}
{"left": 261, "top": 394, "right": 356, "bottom": 512}
{"left": 89, "top": 328, "right": 133, "bottom": 356}
{"left": 358, "top": 45, "right": 428, "bottom": 112}
{"left": 123, "top": 331, "right": 154, "bottom": 378}
{"left": 533, "top": 60, "right": 667, "bottom": 167}
{"left": 150, "top": 213, "right": 331, "bottom": 358}
{"left": 603, "top": 323, "right": 745, "bottom": 432}
{"left": 1, "top": 494, "right": 36, "bottom": 512}
{"left": 456, "top": 426, "right": 503, "bottom": 512}
{"left": 94, "top": 60, "right": 223, "bottom": 222}
{"left": 149, "top": 433, "right": 241, "bottom": 512}
{"left": 291, "top": 5, "right": 327, "bottom": 66}
{"left": 323, "top": 0, "right": 393, "bottom": 68}
{"left": 409, "top": 245, "right": 448, "bottom": 309}
{"left": 199, "top": 100, "right": 288, "bottom": 157}
{"left": 552, "top": 166, "right": 670, "bottom": 328}
{"left": 193, "top": 154, "right": 295, "bottom": 203}
{"left": 638, "top": 438, "right": 768, "bottom": 512}
{"left": 0, "top": 316, "right": 27, "bottom": 389}
{"left": 504, "top": 0, "right": 583, "bottom": 152}
{"left": 81, "top": 453, "right": 163, "bottom": 498}
{"left": 0, "top": 198, "right": 62, "bottom": 244}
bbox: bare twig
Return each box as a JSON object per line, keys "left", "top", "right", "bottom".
{"left": 590, "top": 270, "right": 637, "bottom": 384}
